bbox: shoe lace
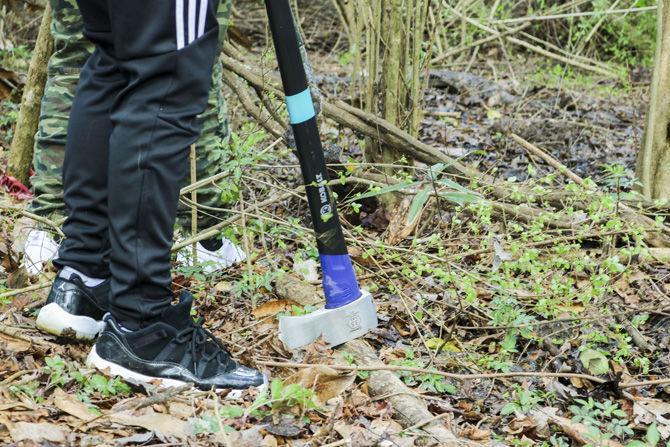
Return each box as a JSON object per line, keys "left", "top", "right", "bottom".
{"left": 173, "top": 317, "right": 232, "bottom": 371}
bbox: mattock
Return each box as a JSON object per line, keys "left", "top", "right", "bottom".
{"left": 264, "top": 0, "right": 378, "bottom": 349}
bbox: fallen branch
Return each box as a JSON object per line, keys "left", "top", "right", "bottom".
{"left": 511, "top": 133, "right": 670, "bottom": 247}
{"left": 335, "top": 340, "right": 464, "bottom": 446}
{"left": 538, "top": 409, "right": 625, "bottom": 447}
{"left": 510, "top": 133, "right": 584, "bottom": 185}
{"left": 222, "top": 70, "right": 285, "bottom": 140}
{"left": 257, "top": 360, "right": 670, "bottom": 389}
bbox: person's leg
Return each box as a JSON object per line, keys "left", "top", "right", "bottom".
{"left": 83, "top": 0, "right": 264, "bottom": 390}
{"left": 22, "top": 0, "right": 93, "bottom": 276}
{"left": 31, "top": 0, "right": 94, "bottom": 219}
{"left": 35, "top": 0, "right": 120, "bottom": 340}
{"left": 54, "top": 43, "right": 126, "bottom": 279}
{"left": 176, "top": 0, "right": 230, "bottom": 230}
{"left": 102, "top": 0, "right": 221, "bottom": 327}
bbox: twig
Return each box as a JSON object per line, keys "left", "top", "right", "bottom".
{"left": 510, "top": 133, "right": 585, "bottom": 186}
{"left": 171, "top": 191, "right": 295, "bottom": 252}
{"left": 190, "top": 144, "right": 198, "bottom": 263}
{"left": 256, "top": 360, "right": 670, "bottom": 389}
{"left": 0, "top": 369, "right": 38, "bottom": 386}
{"left": 76, "top": 383, "right": 192, "bottom": 430}
{"left": 258, "top": 360, "right": 607, "bottom": 383}
{"left": 0, "top": 207, "right": 64, "bottom": 238}
{"left": 0, "top": 322, "right": 60, "bottom": 351}
{"left": 445, "top": 2, "right": 619, "bottom": 78}
{"left": 0, "top": 281, "right": 50, "bottom": 300}
{"left": 491, "top": 6, "right": 657, "bottom": 25}
{"left": 402, "top": 412, "right": 452, "bottom": 434}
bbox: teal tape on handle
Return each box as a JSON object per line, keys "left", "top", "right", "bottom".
{"left": 286, "top": 89, "right": 316, "bottom": 124}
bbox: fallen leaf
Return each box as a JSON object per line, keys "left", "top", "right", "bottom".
{"left": 0, "top": 332, "right": 31, "bottom": 353}
{"left": 252, "top": 299, "right": 294, "bottom": 318}
{"left": 110, "top": 407, "right": 192, "bottom": 439}
{"left": 286, "top": 365, "right": 355, "bottom": 405}
{"left": 264, "top": 416, "right": 304, "bottom": 438}
{"left": 53, "top": 387, "right": 98, "bottom": 421}
{"left": 334, "top": 421, "right": 375, "bottom": 446}
{"left": 214, "top": 281, "right": 233, "bottom": 293}
{"left": 460, "top": 425, "right": 491, "bottom": 441}
{"left": 115, "top": 431, "right": 154, "bottom": 445}
{"left": 633, "top": 398, "right": 670, "bottom": 438}
{"left": 369, "top": 419, "right": 403, "bottom": 438}
{"left": 579, "top": 348, "right": 610, "bottom": 375}
{"left": 385, "top": 196, "right": 425, "bottom": 245}
{"left": 8, "top": 422, "right": 66, "bottom": 443}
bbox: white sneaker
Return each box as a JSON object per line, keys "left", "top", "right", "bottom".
{"left": 177, "top": 238, "right": 246, "bottom": 274}
{"left": 23, "top": 229, "right": 60, "bottom": 275}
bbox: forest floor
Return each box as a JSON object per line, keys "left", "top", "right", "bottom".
{"left": 1, "top": 3, "right": 670, "bottom": 447}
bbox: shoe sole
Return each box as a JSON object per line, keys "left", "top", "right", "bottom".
{"left": 87, "top": 346, "right": 268, "bottom": 399}
{"left": 36, "top": 303, "right": 105, "bottom": 341}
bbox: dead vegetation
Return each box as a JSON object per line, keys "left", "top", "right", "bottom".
{"left": 0, "top": 1, "right": 670, "bottom": 446}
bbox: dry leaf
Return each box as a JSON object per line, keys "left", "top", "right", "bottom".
{"left": 633, "top": 398, "right": 670, "bottom": 438}
{"left": 53, "top": 387, "right": 98, "bottom": 422}
{"left": 0, "top": 333, "right": 30, "bottom": 353}
{"left": 385, "top": 197, "right": 425, "bottom": 245}
{"left": 8, "top": 422, "right": 66, "bottom": 443}
{"left": 214, "top": 281, "right": 233, "bottom": 292}
{"left": 460, "top": 425, "right": 491, "bottom": 441}
{"left": 110, "top": 407, "right": 192, "bottom": 439}
{"left": 252, "top": 299, "right": 294, "bottom": 318}
{"left": 535, "top": 407, "right": 624, "bottom": 447}
{"left": 286, "top": 365, "right": 355, "bottom": 405}
{"left": 369, "top": 419, "right": 403, "bottom": 438}
{"left": 334, "top": 421, "right": 375, "bottom": 447}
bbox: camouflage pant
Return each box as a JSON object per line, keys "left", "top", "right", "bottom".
{"left": 30, "top": 0, "right": 232, "bottom": 229}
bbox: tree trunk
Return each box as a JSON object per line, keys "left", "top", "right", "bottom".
{"left": 637, "top": 0, "right": 670, "bottom": 200}
{"left": 7, "top": 4, "right": 53, "bottom": 186}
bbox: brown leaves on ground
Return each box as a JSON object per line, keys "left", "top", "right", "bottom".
{"left": 285, "top": 365, "right": 355, "bottom": 406}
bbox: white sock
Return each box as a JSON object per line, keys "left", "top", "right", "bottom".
{"left": 59, "top": 266, "right": 106, "bottom": 287}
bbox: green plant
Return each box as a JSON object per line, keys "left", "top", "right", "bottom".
{"left": 626, "top": 424, "right": 662, "bottom": 447}
{"left": 391, "top": 348, "right": 457, "bottom": 395}
{"left": 569, "top": 398, "right": 634, "bottom": 442}
{"left": 246, "top": 379, "right": 318, "bottom": 417}
{"left": 44, "top": 355, "right": 131, "bottom": 398}
{"left": 501, "top": 385, "right": 552, "bottom": 416}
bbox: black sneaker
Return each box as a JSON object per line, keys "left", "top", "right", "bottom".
{"left": 87, "top": 292, "right": 266, "bottom": 390}
{"left": 36, "top": 274, "right": 110, "bottom": 340}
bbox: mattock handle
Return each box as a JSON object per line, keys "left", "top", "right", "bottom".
{"left": 264, "top": 0, "right": 361, "bottom": 309}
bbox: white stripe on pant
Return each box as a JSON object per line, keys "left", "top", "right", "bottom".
{"left": 175, "top": 0, "right": 185, "bottom": 49}
{"left": 176, "top": 0, "right": 207, "bottom": 49}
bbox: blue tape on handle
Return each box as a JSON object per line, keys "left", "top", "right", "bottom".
{"left": 321, "top": 254, "right": 362, "bottom": 309}
{"left": 286, "top": 89, "right": 316, "bottom": 124}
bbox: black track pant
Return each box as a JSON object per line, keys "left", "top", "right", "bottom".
{"left": 55, "top": 0, "right": 220, "bottom": 327}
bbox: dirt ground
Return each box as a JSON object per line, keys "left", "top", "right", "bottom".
{"left": 1, "top": 2, "right": 670, "bottom": 446}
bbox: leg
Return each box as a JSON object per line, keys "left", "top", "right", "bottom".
{"left": 31, "top": 0, "right": 94, "bottom": 219}
{"left": 177, "top": 0, "right": 231, "bottom": 230}
{"left": 103, "top": 0, "right": 221, "bottom": 326}
{"left": 54, "top": 44, "right": 125, "bottom": 279}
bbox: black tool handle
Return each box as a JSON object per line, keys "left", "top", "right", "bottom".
{"left": 264, "top": 0, "right": 361, "bottom": 308}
